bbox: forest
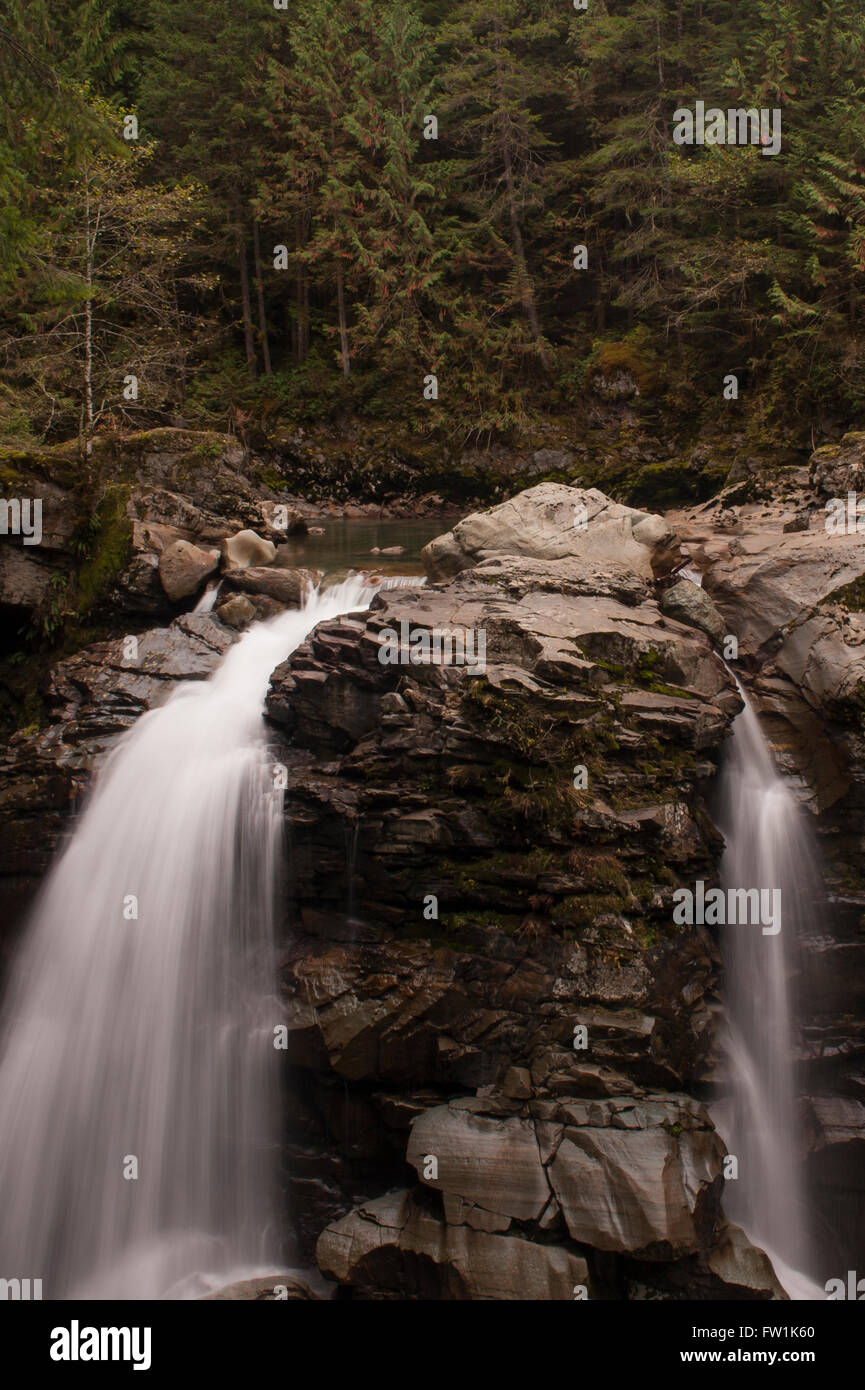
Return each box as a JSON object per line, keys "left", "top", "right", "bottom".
{"left": 2, "top": 0, "right": 865, "bottom": 457}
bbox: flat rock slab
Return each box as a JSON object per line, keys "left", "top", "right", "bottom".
{"left": 316, "top": 1190, "right": 588, "bottom": 1300}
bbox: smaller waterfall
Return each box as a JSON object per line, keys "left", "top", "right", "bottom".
{"left": 193, "top": 578, "right": 222, "bottom": 613}
{"left": 714, "top": 682, "right": 823, "bottom": 1298}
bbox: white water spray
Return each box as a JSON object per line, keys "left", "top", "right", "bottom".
{"left": 714, "top": 682, "right": 822, "bottom": 1299}
{"left": 0, "top": 574, "right": 378, "bottom": 1299}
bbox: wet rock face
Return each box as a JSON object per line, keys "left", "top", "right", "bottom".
{"left": 268, "top": 487, "right": 763, "bottom": 1297}
{"left": 805, "top": 1096, "right": 865, "bottom": 1278}
{"left": 0, "top": 479, "right": 74, "bottom": 609}
{"left": 316, "top": 1189, "right": 590, "bottom": 1300}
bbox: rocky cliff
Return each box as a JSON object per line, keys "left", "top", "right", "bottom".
{"left": 3, "top": 434, "right": 864, "bottom": 1298}
{"left": 263, "top": 484, "right": 797, "bottom": 1298}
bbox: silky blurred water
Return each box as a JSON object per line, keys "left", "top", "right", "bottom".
{"left": 714, "top": 682, "right": 823, "bottom": 1298}
{"left": 0, "top": 575, "right": 379, "bottom": 1299}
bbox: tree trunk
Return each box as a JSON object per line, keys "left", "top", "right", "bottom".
{"left": 489, "top": 19, "right": 548, "bottom": 370}
{"left": 294, "top": 215, "right": 309, "bottom": 364}
{"left": 252, "top": 220, "right": 272, "bottom": 376}
{"left": 501, "top": 142, "right": 548, "bottom": 367}
{"left": 237, "top": 232, "right": 257, "bottom": 379}
{"left": 336, "top": 260, "right": 350, "bottom": 377}
{"left": 301, "top": 269, "right": 310, "bottom": 363}
{"left": 83, "top": 167, "right": 95, "bottom": 457}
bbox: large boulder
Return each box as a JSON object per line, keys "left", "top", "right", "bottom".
{"left": 661, "top": 579, "right": 726, "bottom": 645}
{"left": 223, "top": 565, "right": 320, "bottom": 607}
{"left": 403, "top": 1094, "right": 723, "bottom": 1260}
{"left": 406, "top": 1104, "right": 549, "bottom": 1225}
{"left": 545, "top": 1097, "right": 723, "bottom": 1255}
{"left": 421, "top": 484, "right": 682, "bottom": 583}
{"left": 158, "top": 538, "right": 218, "bottom": 601}
{"left": 221, "top": 528, "right": 277, "bottom": 571}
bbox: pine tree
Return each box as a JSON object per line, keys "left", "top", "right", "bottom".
{"left": 140, "top": 0, "right": 276, "bottom": 380}
{"left": 262, "top": 0, "right": 440, "bottom": 396}
{"left": 436, "top": 0, "right": 572, "bottom": 373}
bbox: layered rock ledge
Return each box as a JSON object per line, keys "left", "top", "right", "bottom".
{"left": 265, "top": 486, "right": 784, "bottom": 1298}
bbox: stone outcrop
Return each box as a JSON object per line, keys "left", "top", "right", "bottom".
{"left": 261, "top": 485, "right": 786, "bottom": 1298}
{"left": 0, "top": 478, "right": 75, "bottom": 609}
{"left": 316, "top": 1190, "right": 589, "bottom": 1300}
{"left": 421, "top": 484, "right": 682, "bottom": 583}
{"left": 809, "top": 430, "right": 865, "bottom": 497}
{"left": 0, "top": 429, "right": 307, "bottom": 623}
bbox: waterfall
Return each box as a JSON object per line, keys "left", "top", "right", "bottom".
{"left": 0, "top": 574, "right": 378, "bottom": 1300}
{"left": 714, "top": 681, "right": 823, "bottom": 1299}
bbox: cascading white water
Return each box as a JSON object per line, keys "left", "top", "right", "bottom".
{"left": 714, "top": 682, "right": 823, "bottom": 1299}
{"left": 0, "top": 574, "right": 379, "bottom": 1300}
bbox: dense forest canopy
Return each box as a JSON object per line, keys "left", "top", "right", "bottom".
{"left": 2, "top": 0, "right": 865, "bottom": 454}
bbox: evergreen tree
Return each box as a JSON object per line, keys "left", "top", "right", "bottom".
{"left": 262, "top": 0, "right": 439, "bottom": 397}
{"left": 140, "top": 0, "right": 276, "bottom": 379}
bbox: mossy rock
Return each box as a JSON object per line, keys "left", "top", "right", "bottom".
{"left": 824, "top": 575, "right": 865, "bottom": 613}
{"left": 74, "top": 484, "right": 133, "bottom": 615}
{"left": 624, "top": 457, "right": 727, "bottom": 509}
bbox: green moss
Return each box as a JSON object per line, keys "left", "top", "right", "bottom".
{"left": 462, "top": 682, "right": 590, "bottom": 761}
{"left": 551, "top": 892, "right": 628, "bottom": 927}
{"left": 825, "top": 575, "right": 865, "bottom": 613}
{"left": 0, "top": 443, "right": 79, "bottom": 489}
{"left": 625, "top": 457, "right": 726, "bottom": 509}
{"left": 589, "top": 333, "right": 662, "bottom": 398}
{"left": 0, "top": 461, "right": 27, "bottom": 489}
{"left": 74, "top": 484, "right": 133, "bottom": 615}
{"left": 259, "top": 466, "right": 287, "bottom": 491}
{"left": 635, "top": 923, "right": 659, "bottom": 949}
{"left": 187, "top": 434, "right": 225, "bottom": 464}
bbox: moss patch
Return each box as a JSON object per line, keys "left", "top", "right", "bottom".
{"left": 74, "top": 484, "right": 133, "bottom": 615}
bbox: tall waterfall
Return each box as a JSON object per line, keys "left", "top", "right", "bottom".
{"left": 0, "top": 575, "right": 377, "bottom": 1300}
{"left": 714, "top": 682, "right": 822, "bottom": 1299}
